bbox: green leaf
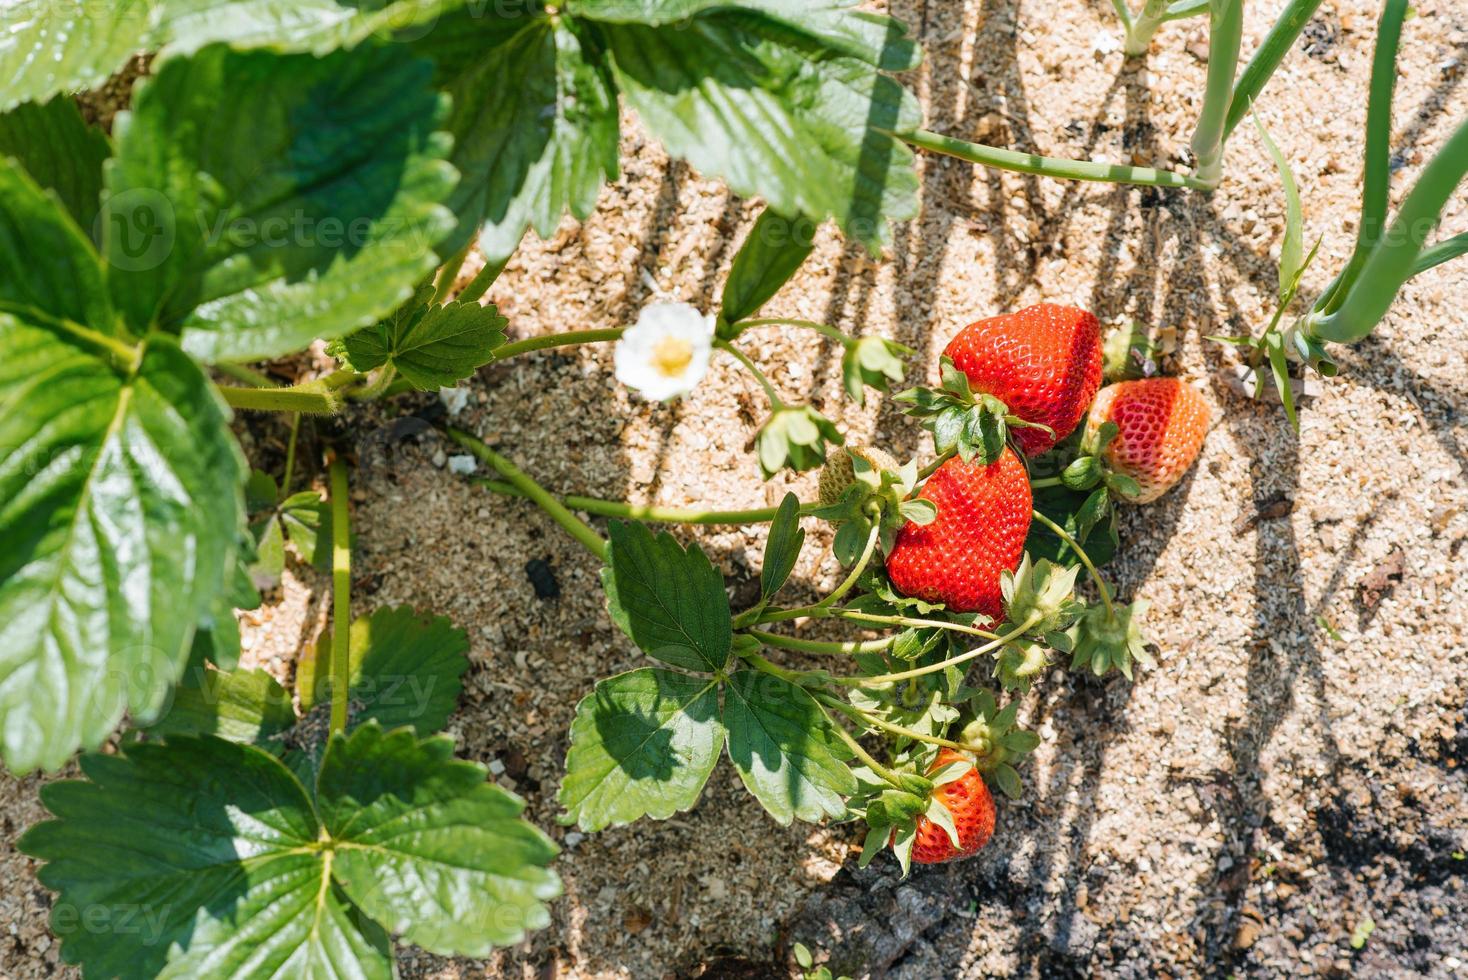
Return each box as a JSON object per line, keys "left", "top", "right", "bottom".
{"left": 722, "top": 672, "right": 854, "bottom": 824}
{"left": 559, "top": 667, "right": 724, "bottom": 831}
{"left": 145, "top": 665, "right": 295, "bottom": 744}
{"left": 0, "top": 97, "right": 110, "bottom": 231}
{"left": 159, "top": 0, "right": 458, "bottom": 57}
{"left": 598, "top": 7, "right": 921, "bottom": 252}
{"left": 761, "top": 492, "right": 805, "bottom": 601}
{"left": 338, "top": 300, "right": 508, "bottom": 390}
{"left": 318, "top": 724, "right": 561, "bottom": 956}
{"left": 22, "top": 726, "right": 559, "bottom": 976}
{"left": 19, "top": 735, "right": 391, "bottom": 979}
{"left": 189, "top": 550, "right": 261, "bottom": 674}
{"left": 1026, "top": 485, "right": 1118, "bottom": 568}
{"left": 280, "top": 491, "right": 333, "bottom": 570}
{"left": 296, "top": 606, "right": 470, "bottom": 736}
{"left": 0, "top": 159, "right": 115, "bottom": 331}
{"left": 105, "top": 44, "right": 457, "bottom": 359}
{"left": 720, "top": 208, "right": 818, "bottom": 326}
{"left": 604, "top": 521, "right": 732, "bottom": 672}
{"left": 570, "top": 0, "right": 923, "bottom": 71}
{"left": 1253, "top": 113, "right": 1303, "bottom": 302}
{"left": 432, "top": 16, "right": 620, "bottom": 259}
{"left": 0, "top": 323, "right": 245, "bottom": 773}
{"left": 0, "top": 1, "right": 154, "bottom": 112}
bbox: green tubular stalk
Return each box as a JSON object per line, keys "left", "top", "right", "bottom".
{"left": 715, "top": 338, "right": 785, "bottom": 407}
{"left": 1189, "top": 0, "right": 1245, "bottom": 188}
{"left": 218, "top": 375, "right": 351, "bottom": 414}
{"left": 1222, "top": 0, "right": 1326, "bottom": 141}
{"left": 214, "top": 361, "right": 277, "bottom": 388}
{"left": 281, "top": 413, "right": 301, "bottom": 497}
{"left": 902, "top": 129, "right": 1211, "bottom": 190}
{"left": 476, "top": 479, "right": 813, "bottom": 524}
{"left": 1317, "top": 0, "right": 1409, "bottom": 317}
{"left": 816, "top": 523, "right": 881, "bottom": 609}
{"left": 827, "top": 615, "right": 1040, "bottom": 687}
{"left": 1124, "top": 0, "right": 1172, "bottom": 56}
{"left": 1109, "top": 0, "right": 1134, "bottom": 31}
{"left": 327, "top": 456, "right": 352, "bottom": 734}
{"left": 733, "top": 317, "right": 853, "bottom": 346}
{"left": 756, "top": 605, "right": 1000, "bottom": 641}
{"left": 449, "top": 427, "right": 609, "bottom": 560}
{"left": 1310, "top": 115, "right": 1468, "bottom": 344}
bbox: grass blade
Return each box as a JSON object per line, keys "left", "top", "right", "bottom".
{"left": 1252, "top": 113, "right": 1303, "bottom": 302}
{"left": 1223, "top": 0, "right": 1326, "bottom": 141}
{"left": 1410, "top": 232, "right": 1468, "bottom": 278}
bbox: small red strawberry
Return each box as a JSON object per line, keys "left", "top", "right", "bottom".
{"left": 909, "top": 749, "right": 996, "bottom": 864}
{"left": 943, "top": 304, "right": 1103, "bottom": 455}
{"left": 1085, "top": 378, "right": 1211, "bottom": 504}
{"left": 885, "top": 450, "right": 1032, "bottom": 621}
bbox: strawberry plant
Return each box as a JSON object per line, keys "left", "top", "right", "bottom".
{"left": 1, "top": 0, "right": 1457, "bottom": 974}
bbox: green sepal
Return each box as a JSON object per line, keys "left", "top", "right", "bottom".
{"left": 755, "top": 404, "right": 844, "bottom": 478}
{"left": 1067, "top": 600, "right": 1155, "bottom": 679}
{"left": 842, "top": 335, "right": 911, "bottom": 406}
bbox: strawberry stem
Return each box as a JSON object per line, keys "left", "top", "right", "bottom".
{"left": 715, "top": 338, "right": 785, "bottom": 408}
{"left": 1029, "top": 476, "right": 1063, "bottom": 489}
{"left": 756, "top": 606, "right": 1000, "bottom": 641}
{"left": 828, "top": 614, "right": 1041, "bottom": 686}
{"left": 492, "top": 327, "right": 625, "bottom": 362}
{"left": 476, "top": 480, "right": 815, "bottom": 525}
{"left": 449, "top": 428, "right": 609, "bottom": 560}
{"left": 814, "top": 692, "right": 993, "bottom": 757}
{"left": 746, "top": 629, "right": 895, "bottom": 656}
{"left": 1030, "top": 509, "right": 1116, "bottom": 620}
{"left": 902, "top": 128, "right": 1212, "bottom": 191}
{"left": 431, "top": 240, "right": 473, "bottom": 305}
{"left": 816, "top": 521, "right": 881, "bottom": 609}
{"left": 917, "top": 450, "right": 955, "bottom": 480}
{"left": 327, "top": 454, "right": 353, "bottom": 735}
{"left": 458, "top": 248, "right": 515, "bottom": 305}
{"left": 731, "top": 317, "right": 854, "bottom": 346}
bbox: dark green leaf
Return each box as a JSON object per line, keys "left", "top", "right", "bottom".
{"left": 722, "top": 671, "right": 854, "bottom": 824}
{"left": 433, "top": 17, "right": 619, "bottom": 259}
{"left": 599, "top": 8, "right": 921, "bottom": 252}
{"left": 0, "top": 97, "right": 110, "bottom": 232}
{"left": 296, "top": 606, "right": 470, "bottom": 736}
{"left": 1026, "top": 485, "right": 1118, "bottom": 568}
{"left": 338, "top": 300, "right": 508, "bottom": 389}
{"left": 19, "top": 735, "right": 391, "bottom": 979}
{"left": 145, "top": 665, "right": 295, "bottom": 744}
{"left": 280, "top": 491, "right": 333, "bottom": 570}
{"left": 604, "top": 521, "right": 732, "bottom": 672}
{"left": 318, "top": 724, "right": 561, "bottom": 956}
{"left": 569, "top": 0, "right": 923, "bottom": 71}
{"left": 559, "top": 667, "right": 724, "bottom": 830}
{"left": 0, "top": 159, "right": 114, "bottom": 331}
{"left": 189, "top": 551, "right": 261, "bottom": 674}
{"left": 0, "top": 322, "right": 245, "bottom": 773}
{"left": 761, "top": 493, "right": 805, "bottom": 600}
{"left": 105, "top": 44, "right": 456, "bottom": 358}
{"left": 720, "top": 208, "right": 818, "bottom": 325}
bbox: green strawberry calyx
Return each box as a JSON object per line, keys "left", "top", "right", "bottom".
{"left": 813, "top": 448, "right": 935, "bottom": 563}
{"left": 1067, "top": 598, "right": 1155, "bottom": 679}
{"left": 894, "top": 356, "right": 1054, "bottom": 465}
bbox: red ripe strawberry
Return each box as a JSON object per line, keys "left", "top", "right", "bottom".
{"left": 885, "top": 450, "right": 1031, "bottom": 621}
{"left": 1086, "top": 377, "right": 1211, "bottom": 504}
{"left": 943, "top": 304, "right": 1103, "bottom": 456}
{"left": 910, "top": 749, "right": 996, "bottom": 864}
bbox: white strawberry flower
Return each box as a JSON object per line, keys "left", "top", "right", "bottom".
{"left": 614, "top": 302, "right": 715, "bottom": 401}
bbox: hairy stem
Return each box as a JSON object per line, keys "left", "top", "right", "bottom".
{"left": 814, "top": 692, "right": 989, "bottom": 755}
{"left": 903, "top": 128, "right": 1211, "bottom": 190}
{"left": 746, "top": 628, "right": 895, "bottom": 656}
{"left": 217, "top": 373, "right": 354, "bottom": 414}
{"left": 449, "top": 427, "right": 609, "bottom": 560}
{"left": 1030, "top": 509, "right": 1116, "bottom": 619}
{"left": 281, "top": 413, "right": 301, "bottom": 498}
{"left": 476, "top": 479, "right": 813, "bottom": 524}
{"left": 815, "top": 522, "right": 881, "bottom": 609}
{"left": 327, "top": 455, "right": 353, "bottom": 734}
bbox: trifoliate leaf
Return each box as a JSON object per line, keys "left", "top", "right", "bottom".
{"left": 597, "top": 7, "right": 921, "bottom": 252}
{"left": 722, "top": 671, "right": 854, "bottom": 824}
{"left": 603, "top": 521, "right": 733, "bottom": 672}
{"left": 720, "top": 208, "right": 818, "bottom": 328}
{"left": 338, "top": 300, "right": 508, "bottom": 390}
{"left": 761, "top": 493, "right": 805, "bottom": 601}
{"left": 559, "top": 668, "right": 724, "bottom": 830}
{"left": 106, "top": 44, "right": 456, "bottom": 358}
{"left": 0, "top": 322, "right": 245, "bottom": 774}
{"left": 296, "top": 606, "right": 470, "bottom": 736}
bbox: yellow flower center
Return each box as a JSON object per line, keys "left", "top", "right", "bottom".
{"left": 649, "top": 336, "right": 694, "bottom": 378}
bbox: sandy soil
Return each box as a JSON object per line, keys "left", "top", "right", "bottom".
{"left": 3, "top": 0, "right": 1467, "bottom": 977}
